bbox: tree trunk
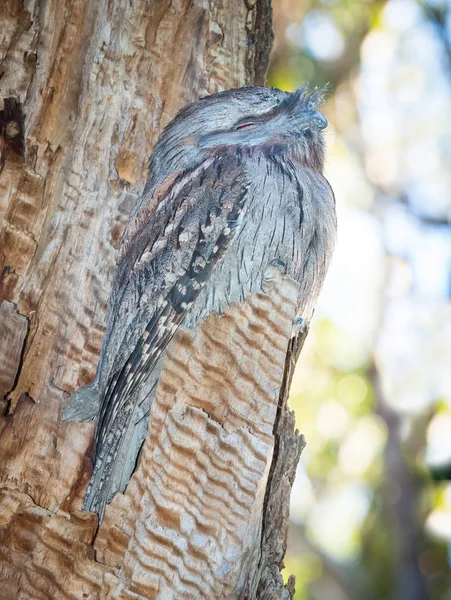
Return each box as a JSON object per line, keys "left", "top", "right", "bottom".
{"left": 0, "top": 2, "right": 304, "bottom": 598}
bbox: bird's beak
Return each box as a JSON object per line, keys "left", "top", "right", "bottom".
{"left": 300, "top": 109, "right": 328, "bottom": 130}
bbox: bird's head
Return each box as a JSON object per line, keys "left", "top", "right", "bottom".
{"left": 148, "top": 84, "right": 328, "bottom": 190}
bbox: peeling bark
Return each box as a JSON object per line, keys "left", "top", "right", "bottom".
{"left": 0, "top": 98, "right": 26, "bottom": 171}
{"left": 0, "top": 300, "right": 29, "bottom": 403}
{"left": 252, "top": 331, "right": 309, "bottom": 600}
{"left": 0, "top": 2, "right": 305, "bottom": 598}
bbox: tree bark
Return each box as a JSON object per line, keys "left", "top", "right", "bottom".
{"left": 0, "top": 2, "right": 304, "bottom": 598}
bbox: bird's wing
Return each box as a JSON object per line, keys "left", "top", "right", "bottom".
{"left": 83, "top": 153, "right": 250, "bottom": 516}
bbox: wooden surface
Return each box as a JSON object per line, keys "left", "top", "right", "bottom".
{"left": 96, "top": 267, "right": 301, "bottom": 598}
{"left": 0, "top": 301, "right": 28, "bottom": 402}
{"left": 0, "top": 1, "right": 305, "bottom": 598}
{"left": 0, "top": 279, "right": 303, "bottom": 599}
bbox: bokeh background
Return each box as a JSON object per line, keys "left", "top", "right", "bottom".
{"left": 268, "top": 1, "right": 451, "bottom": 598}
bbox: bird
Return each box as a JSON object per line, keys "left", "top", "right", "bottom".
{"left": 62, "top": 84, "right": 337, "bottom": 520}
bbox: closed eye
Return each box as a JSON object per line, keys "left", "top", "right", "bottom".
{"left": 235, "top": 122, "right": 256, "bottom": 131}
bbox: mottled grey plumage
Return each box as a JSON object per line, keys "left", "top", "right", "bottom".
{"left": 63, "top": 84, "right": 337, "bottom": 519}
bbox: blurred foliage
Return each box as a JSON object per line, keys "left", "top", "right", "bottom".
{"left": 268, "top": 0, "right": 451, "bottom": 599}
{"left": 270, "top": 0, "right": 387, "bottom": 91}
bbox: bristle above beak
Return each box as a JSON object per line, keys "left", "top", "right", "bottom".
{"left": 283, "top": 83, "right": 330, "bottom": 114}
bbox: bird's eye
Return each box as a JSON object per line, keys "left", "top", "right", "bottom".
{"left": 235, "top": 122, "right": 256, "bottom": 131}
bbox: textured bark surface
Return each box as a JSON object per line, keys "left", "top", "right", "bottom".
{"left": 0, "top": 1, "right": 304, "bottom": 598}
{"left": 0, "top": 300, "right": 28, "bottom": 401}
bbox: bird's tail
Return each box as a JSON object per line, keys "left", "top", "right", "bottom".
{"left": 81, "top": 396, "right": 147, "bottom": 519}
{"left": 81, "top": 365, "right": 160, "bottom": 520}
{"left": 62, "top": 376, "right": 157, "bottom": 521}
